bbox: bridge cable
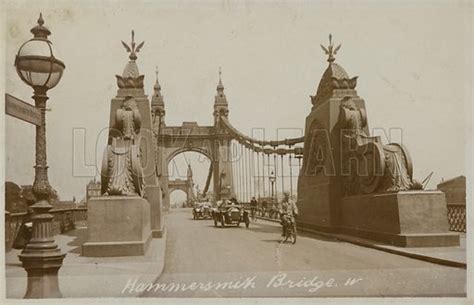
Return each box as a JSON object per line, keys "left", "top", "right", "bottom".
{"left": 220, "top": 117, "right": 304, "bottom": 146}
{"left": 237, "top": 142, "right": 240, "bottom": 201}
{"left": 281, "top": 154, "right": 285, "bottom": 194}
{"left": 289, "top": 149, "right": 294, "bottom": 196}
{"left": 231, "top": 141, "right": 236, "bottom": 199}
{"left": 253, "top": 148, "right": 257, "bottom": 198}
{"left": 273, "top": 151, "right": 278, "bottom": 202}
{"left": 247, "top": 147, "right": 252, "bottom": 202}
{"left": 241, "top": 143, "right": 245, "bottom": 203}
{"left": 248, "top": 145, "right": 253, "bottom": 200}
{"left": 248, "top": 146, "right": 251, "bottom": 202}
{"left": 202, "top": 162, "right": 213, "bottom": 197}
{"left": 266, "top": 153, "right": 271, "bottom": 200}
{"left": 236, "top": 141, "right": 241, "bottom": 201}
{"left": 237, "top": 141, "right": 241, "bottom": 201}
{"left": 261, "top": 151, "right": 266, "bottom": 197}
{"left": 256, "top": 148, "right": 260, "bottom": 198}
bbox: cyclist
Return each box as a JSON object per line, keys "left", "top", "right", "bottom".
{"left": 279, "top": 192, "right": 298, "bottom": 237}
{"left": 250, "top": 196, "right": 258, "bottom": 221}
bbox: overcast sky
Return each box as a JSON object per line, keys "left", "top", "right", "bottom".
{"left": 3, "top": 0, "right": 471, "bottom": 202}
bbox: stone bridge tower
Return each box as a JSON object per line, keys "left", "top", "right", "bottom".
{"left": 212, "top": 68, "right": 234, "bottom": 201}
{"left": 153, "top": 69, "right": 234, "bottom": 210}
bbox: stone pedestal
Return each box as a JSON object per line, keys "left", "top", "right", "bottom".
{"left": 339, "top": 191, "right": 460, "bottom": 247}
{"left": 82, "top": 196, "right": 152, "bottom": 257}
{"left": 18, "top": 200, "right": 65, "bottom": 298}
{"left": 145, "top": 185, "right": 164, "bottom": 238}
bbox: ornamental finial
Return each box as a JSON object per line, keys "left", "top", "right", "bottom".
{"left": 31, "top": 12, "right": 51, "bottom": 38}
{"left": 121, "top": 30, "right": 145, "bottom": 61}
{"left": 38, "top": 13, "right": 44, "bottom": 26}
{"left": 155, "top": 66, "right": 159, "bottom": 80}
{"left": 320, "top": 34, "right": 341, "bottom": 63}
{"left": 217, "top": 66, "right": 224, "bottom": 91}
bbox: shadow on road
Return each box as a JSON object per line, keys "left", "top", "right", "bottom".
{"left": 260, "top": 239, "right": 284, "bottom": 243}
{"left": 64, "top": 227, "right": 88, "bottom": 254}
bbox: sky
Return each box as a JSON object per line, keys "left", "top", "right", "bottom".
{"left": 2, "top": 0, "right": 472, "bottom": 202}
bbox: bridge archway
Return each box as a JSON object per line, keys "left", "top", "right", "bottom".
{"left": 165, "top": 150, "right": 214, "bottom": 209}
{"left": 166, "top": 147, "right": 212, "bottom": 166}
{"left": 169, "top": 189, "right": 188, "bottom": 208}
{"left": 156, "top": 121, "right": 234, "bottom": 210}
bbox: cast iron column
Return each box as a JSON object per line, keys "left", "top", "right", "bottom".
{"left": 18, "top": 87, "right": 65, "bottom": 298}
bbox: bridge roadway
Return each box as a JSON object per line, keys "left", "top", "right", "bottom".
{"left": 140, "top": 208, "right": 465, "bottom": 298}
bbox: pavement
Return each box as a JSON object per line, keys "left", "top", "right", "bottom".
{"left": 5, "top": 224, "right": 167, "bottom": 298}
{"left": 140, "top": 208, "right": 466, "bottom": 297}
{"left": 258, "top": 216, "right": 467, "bottom": 268}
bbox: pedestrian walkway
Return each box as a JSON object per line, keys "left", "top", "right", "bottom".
{"left": 5, "top": 227, "right": 166, "bottom": 298}
{"left": 257, "top": 216, "right": 466, "bottom": 268}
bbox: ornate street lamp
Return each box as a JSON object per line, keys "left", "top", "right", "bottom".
{"left": 269, "top": 170, "right": 276, "bottom": 204}
{"left": 15, "top": 13, "right": 66, "bottom": 298}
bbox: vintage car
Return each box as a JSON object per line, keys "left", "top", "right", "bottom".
{"left": 213, "top": 201, "right": 250, "bottom": 228}
{"left": 192, "top": 202, "right": 212, "bottom": 220}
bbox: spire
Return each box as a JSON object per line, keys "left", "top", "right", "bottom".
{"left": 153, "top": 66, "right": 162, "bottom": 94}
{"left": 151, "top": 65, "right": 165, "bottom": 124}
{"left": 217, "top": 66, "right": 224, "bottom": 91}
{"left": 213, "top": 66, "right": 229, "bottom": 121}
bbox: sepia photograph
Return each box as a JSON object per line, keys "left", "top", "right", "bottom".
{"left": 1, "top": 0, "right": 472, "bottom": 303}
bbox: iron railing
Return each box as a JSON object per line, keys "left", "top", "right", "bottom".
{"left": 447, "top": 204, "right": 466, "bottom": 233}
{"left": 5, "top": 207, "right": 87, "bottom": 252}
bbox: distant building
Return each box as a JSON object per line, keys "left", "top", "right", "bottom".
{"left": 86, "top": 178, "right": 101, "bottom": 202}
{"left": 52, "top": 200, "right": 76, "bottom": 210}
{"left": 437, "top": 176, "right": 466, "bottom": 205}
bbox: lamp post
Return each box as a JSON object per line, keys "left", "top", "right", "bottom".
{"left": 15, "top": 13, "right": 66, "bottom": 298}
{"left": 269, "top": 171, "right": 276, "bottom": 204}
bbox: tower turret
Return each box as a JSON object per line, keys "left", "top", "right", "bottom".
{"left": 151, "top": 67, "right": 166, "bottom": 127}
{"left": 213, "top": 67, "right": 229, "bottom": 124}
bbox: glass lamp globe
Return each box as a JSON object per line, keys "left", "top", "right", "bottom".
{"left": 15, "top": 13, "right": 65, "bottom": 91}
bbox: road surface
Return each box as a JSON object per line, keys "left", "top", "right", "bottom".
{"left": 140, "top": 208, "right": 465, "bottom": 297}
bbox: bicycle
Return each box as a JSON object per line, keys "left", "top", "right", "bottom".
{"left": 250, "top": 207, "right": 257, "bottom": 222}
{"left": 282, "top": 215, "right": 297, "bottom": 244}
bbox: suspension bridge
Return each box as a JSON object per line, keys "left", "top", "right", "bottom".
{"left": 152, "top": 65, "right": 304, "bottom": 209}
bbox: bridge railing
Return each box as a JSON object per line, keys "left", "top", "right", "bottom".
{"left": 252, "top": 202, "right": 466, "bottom": 233}
{"left": 447, "top": 204, "right": 466, "bottom": 233}
{"left": 5, "top": 207, "right": 88, "bottom": 252}
{"left": 4, "top": 211, "right": 26, "bottom": 252}
{"left": 242, "top": 202, "right": 282, "bottom": 220}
